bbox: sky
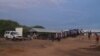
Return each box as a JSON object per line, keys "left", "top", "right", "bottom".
{"left": 0, "top": 0, "right": 100, "bottom": 29}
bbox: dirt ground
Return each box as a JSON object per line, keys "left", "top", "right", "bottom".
{"left": 0, "top": 36, "right": 100, "bottom": 56}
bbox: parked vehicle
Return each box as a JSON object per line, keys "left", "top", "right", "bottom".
{"left": 4, "top": 31, "right": 23, "bottom": 40}
{"left": 15, "top": 27, "right": 23, "bottom": 37}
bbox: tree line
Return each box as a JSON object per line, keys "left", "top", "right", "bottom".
{"left": 0, "top": 19, "right": 45, "bottom": 37}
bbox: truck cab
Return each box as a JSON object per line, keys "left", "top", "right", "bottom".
{"left": 4, "top": 31, "right": 23, "bottom": 40}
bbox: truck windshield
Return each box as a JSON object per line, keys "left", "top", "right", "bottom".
{"left": 11, "top": 32, "right": 18, "bottom": 35}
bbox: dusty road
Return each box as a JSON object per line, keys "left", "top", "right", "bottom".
{"left": 0, "top": 36, "right": 100, "bottom": 56}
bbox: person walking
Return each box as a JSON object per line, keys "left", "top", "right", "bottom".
{"left": 55, "top": 33, "right": 61, "bottom": 42}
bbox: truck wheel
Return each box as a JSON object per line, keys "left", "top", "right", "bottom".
{"left": 5, "top": 37, "right": 9, "bottom": 40}
{"left": 12, "top": 37, "right": 16, "bottom": 41}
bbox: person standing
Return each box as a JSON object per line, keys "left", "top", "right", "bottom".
{"left": 95, "top": 33, "right": 99, "bottom": 44}
{"left": 88, "top": 31, "right": 92, "bottom": 40}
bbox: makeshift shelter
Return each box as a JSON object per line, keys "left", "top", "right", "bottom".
{"left": 29, "top": 28, "right": 61, "bottom": 39}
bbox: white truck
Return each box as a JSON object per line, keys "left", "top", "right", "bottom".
{"left": 15, "top": 27, "right": 23, "bottom": 37}
{"left": 4, "top": 27, "right": 23, "bottom": 40}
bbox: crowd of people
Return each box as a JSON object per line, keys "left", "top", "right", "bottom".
{"left": 27, "top": 30, "right": 100, "bottom": 45}
{"left": 87, "top": 31, "right": 100, "bottom": 44}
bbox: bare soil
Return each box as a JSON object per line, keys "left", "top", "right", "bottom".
{"left": 0, "top": 36, "right": 100, "bottom": 56}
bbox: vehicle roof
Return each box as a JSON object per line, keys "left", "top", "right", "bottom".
{"left": 5, "top": 31, "right": 17, "bottom": 32}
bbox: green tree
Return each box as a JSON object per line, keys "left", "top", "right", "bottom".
{"left": 0, "top": 19, "right": 20, "bottom": 36}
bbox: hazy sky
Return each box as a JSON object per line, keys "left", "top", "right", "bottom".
{"left": 0, "top": 0, "right": 100, "bottom": 29}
